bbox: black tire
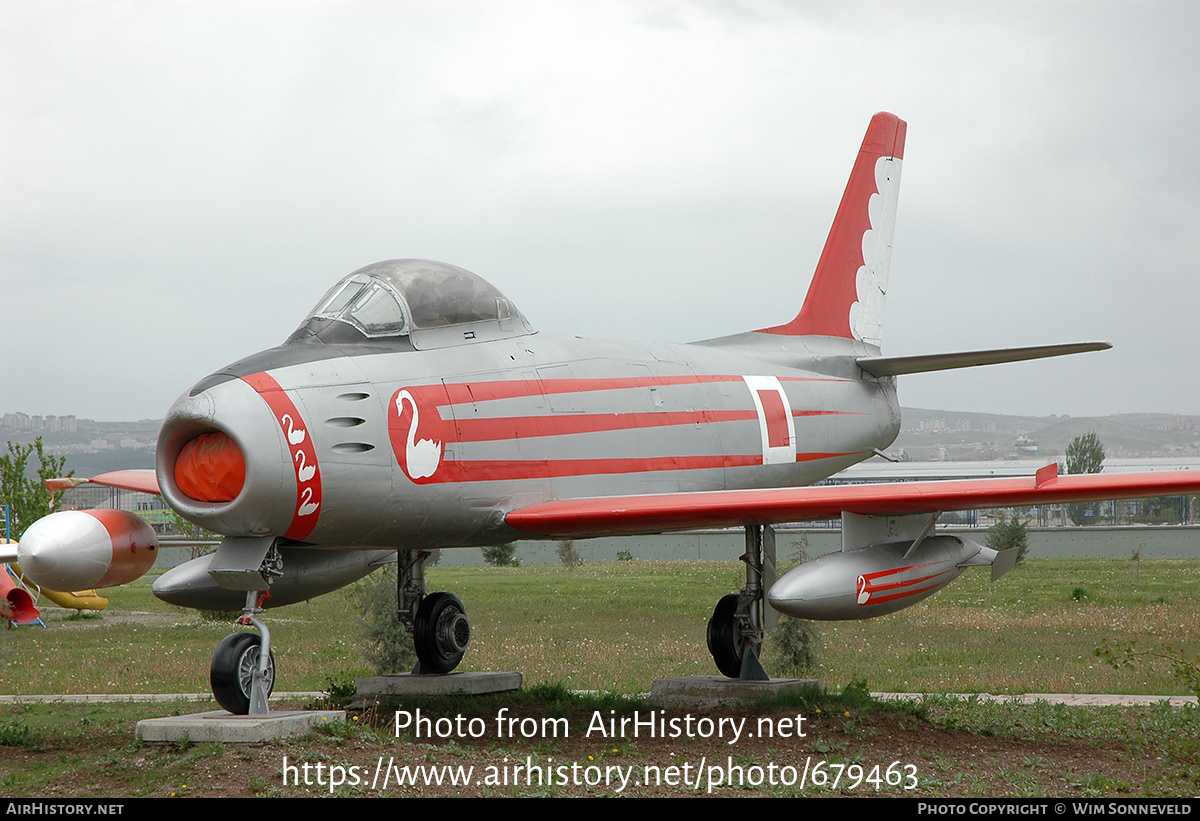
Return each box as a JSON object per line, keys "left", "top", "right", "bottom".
{"left": 706, "top": 594, "right": 744, "bottom": 679}
{"left": 414, "top": 592, "right": 470, "bottom": 674}
{"left": 210, "top": 632, "right": 275, "bottom": 715}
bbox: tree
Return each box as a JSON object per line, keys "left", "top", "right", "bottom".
{"left": 1064, "top": 432, "right": 1105, "bottom": 526}
{"left": 356, "top": 565, "right": 416, "bottom": 674}
{"left": 0, "top": 439, "right": 72, "bottom": 539}
{"left": 556, "top": 539, "right": 582, "bottom": 570}
{"left": 481, "top": 542, "right": 520, "bottom": 567}
{"left": 986, "top": 513, "right": 1030, "bottom": 566}
{"left": 768, "top": 616, "right": 821, "bottom": 677}
{"left": 1064, "top": 431, "right": 1105, "bottom": 476}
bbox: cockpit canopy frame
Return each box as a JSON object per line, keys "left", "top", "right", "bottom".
{"left": 301, "top": 259, "right": 535, "bottom": 349}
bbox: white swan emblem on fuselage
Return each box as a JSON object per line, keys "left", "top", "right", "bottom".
{"left": 396, "top": 389, "right": 442, "bottom": 479}
{"left": 281, "top": 413, "right": 306, "bottom": 445}
{"left": 294, "top": 450, "right": 316, "bottom": 482}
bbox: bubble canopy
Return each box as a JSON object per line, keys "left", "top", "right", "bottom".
{"left": 303, "top": 259, "right": 534, "bottom": 343}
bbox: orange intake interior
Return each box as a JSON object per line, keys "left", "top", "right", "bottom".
{"left": 174, "top": 431, "right": 246, "bottom": 503}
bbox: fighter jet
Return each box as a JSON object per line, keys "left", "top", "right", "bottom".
{"left": 15, "top": 112, "right": 1200, "bottom": 714}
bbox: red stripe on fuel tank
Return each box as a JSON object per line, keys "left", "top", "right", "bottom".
{"left": 91, "top": 509, "right": 159, "bottom": 588}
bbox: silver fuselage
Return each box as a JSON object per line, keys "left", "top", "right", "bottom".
{"left": 158, "top": 329, "right": 900, "bottom": 551}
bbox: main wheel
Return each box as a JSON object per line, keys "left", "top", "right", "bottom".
{"left": 706, "top": 594, "right": 744, "bottom": 679}
{"left": 414, "top": 592, "right": 470, "bottom": 674}
{"left": 211, "top": 632, "right": 275, "bottom": 715}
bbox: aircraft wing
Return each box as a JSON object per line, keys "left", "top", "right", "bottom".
{"left": 506, "top": 464, "right": 1200, "bottom": 538}
{"left": 45, "top": 469, "right": 161, "bottom": 495}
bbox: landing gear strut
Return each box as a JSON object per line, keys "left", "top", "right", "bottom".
{"left": 706, "top": 524, "right": 776, "bottom": 681}
{"left": 398, "top": 549, "right": 471, "bottom": 674}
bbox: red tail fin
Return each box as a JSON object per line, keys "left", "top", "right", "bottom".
{"left": 760, "top": 112, "right": 906, "bottom": 345}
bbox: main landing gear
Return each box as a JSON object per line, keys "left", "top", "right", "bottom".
{"left": 706, "top": 524, "right": 776, "bottom": 681}
{"left": 398, "top": 549, "right": 471, "bottom": 674}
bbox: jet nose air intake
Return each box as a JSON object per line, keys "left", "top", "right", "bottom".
{"left": 157, "top": 376, "right": 294, "bottom": 538}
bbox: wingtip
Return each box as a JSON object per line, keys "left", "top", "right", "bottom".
{"left": 45, "top": 477, "right": 85, "bottom": 492}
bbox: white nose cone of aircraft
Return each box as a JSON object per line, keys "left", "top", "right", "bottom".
{"left": 18, "top": 510, "right": 158, "bottom": 591}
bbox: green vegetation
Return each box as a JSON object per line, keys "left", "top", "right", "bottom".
{"left": 1065, "top": 432, "right": 1105, "bottom": 525}
{"left": 481, "top": 543, "right": 520, "bottom": 567}
{"left": 0, "top": 438, "right": 70, "bottom": 538}
{"left": 2, "top": 557, "right": 1199, "bottom": 797}
{"left": 356, "top": 564, "right": 416, "bottom": 674}
{"left": 555, "top": 539, "right": 582, "bottom": 570}
{"left": 985, "top": 514, "right": 1030, "bottom": 566}
{"left": 1, "top": 557, "right": 1196, "bottom": 697}
{"left": 1065, "top": 431, "right": 1106, "bottom": 476}
{"left": 1095, "top": 638, "right": 1200, "bottom": 698}
{"left": 767, "top": 615, "right": 821, "bottom": 677}
{"left": 1, "top": 683, "right": 1197, "bottom": 797}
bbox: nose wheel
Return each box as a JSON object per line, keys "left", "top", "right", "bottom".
{"left": 209, "top": 588, "right": 277, "bottom": 715}
{"left": 211, "top": 631, "right": 275, "bottom": 715}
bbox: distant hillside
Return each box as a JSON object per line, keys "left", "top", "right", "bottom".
{"left": 894, "top": 408, "right": 1200, "bottom": 461}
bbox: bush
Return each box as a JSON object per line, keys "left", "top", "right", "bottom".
{"left": 482, "top": 543, "right": 520, "bottom": 567}
{"left": 986, "top": 513, "right": 1030, "bottom": 566}
{"left": 556, "top": 539, "right": 582, "bottom": 570}
{"left": 356, "top": 566, "right": 416, "bottom": 674}
{"left": 616, "top": 549, "right": 633, "bottom": 562}
{"left": 769, "top": 616, "right": 821, "bottom": 676}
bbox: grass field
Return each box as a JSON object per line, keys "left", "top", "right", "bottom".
{"left": 1, "top": 556, "right": 1196, "bottom": 697}
{"left": 1, "top": 556, "right": 1198, "bottom": 798}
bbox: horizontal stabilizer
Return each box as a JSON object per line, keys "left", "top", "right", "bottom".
{"left": 856, "top": 342, "right": 1111, "bottom": 378}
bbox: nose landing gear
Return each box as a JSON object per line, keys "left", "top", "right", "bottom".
{"left": 211, "top": 591, "right": 276, "bottom": 715}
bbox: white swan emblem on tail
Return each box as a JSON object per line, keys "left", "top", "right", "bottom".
{"left": 396, "top": 389, "right": 443, "bottom": 479}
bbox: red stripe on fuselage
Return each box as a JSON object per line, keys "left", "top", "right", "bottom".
{"left": 438, "top": 376, "right": 855, "bottom": 444}
{"left": 863, "top": 577, "right": 952, "bottom": 606}
{"left": 390, "top": 373, "right": 861, "bottom": 484}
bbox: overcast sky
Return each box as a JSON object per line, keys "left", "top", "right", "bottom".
{"left": 3, "top": 1, "right": 1197, "bottom": 422}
